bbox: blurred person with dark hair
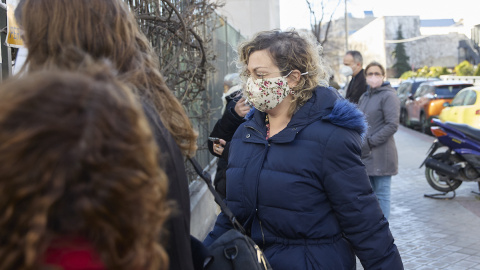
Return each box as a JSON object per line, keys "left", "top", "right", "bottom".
{"left": 0, "top": 69, "right": 170, "bottom": 270}
{"left": 15, "top": 0, "right": 200, "bottom": 269}
{"left": 204, "top": 29, "right": 403, "bottom": 270}
{"left": 208, "top": 73, "right": 249, "bottom": 200}
{"left": 342, "top": 50, "right": 367, "bottom": 104}
{"left": 329, "top": 75, "right": 340, "bottom": 90}
{"left": 358, "top": 61, "right": 400, "bottom": 219}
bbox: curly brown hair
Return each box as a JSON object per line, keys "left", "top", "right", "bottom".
{"left": 0, "top": 69, "right": 170, "bottom": 270}
{"left": 15, "top": 0, "right": 197, "bottom": 157}
{"left": 238, "top": 29, "right": 330, "bottom": 115}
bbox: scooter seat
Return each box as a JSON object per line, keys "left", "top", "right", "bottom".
{"left": 445, "top": 121, "right": 480, "bottom": 142}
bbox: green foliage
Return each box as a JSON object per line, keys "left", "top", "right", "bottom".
{"left": 399, "top": 66, "right": 451, "bottom": 80}
{"left": 474, "top": 64, "right": 480, "bottom": 76}
{"left": 400, "top": 71, "right": 417, "bottom": 80}
{"left": 392, "top": 25, "right": 411, "bottom": 78}
{"left": 454, "top": 60, "right": 474, "bottom": 76}
{"left": 416, "top": 66, "right": 429, "bottom": 77}
{"left": 429, "top": 66, "right": 450, "bottom": 77}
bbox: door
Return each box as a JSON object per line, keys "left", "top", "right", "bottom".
{"left": 459, "top": 90, "right": 478, "bottom": 126}
{"left": 409, "top": 85, "right": 428, "bottom": 123}
{"left": 443, "top": 89, "right": 469, "bottom": 123}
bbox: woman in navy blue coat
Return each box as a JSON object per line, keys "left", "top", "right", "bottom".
{"left": 203, "top": 30, "right": 403, "bottom": 270}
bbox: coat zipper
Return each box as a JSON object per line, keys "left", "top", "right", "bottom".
{"left": 246, "top": 124, "right": 268, "bottom": 247}
{"left": 245, "top": 125, "right": 265, "bottom": 139}
{"left": 259, "top": 216, "right": 266, "bottom": 246}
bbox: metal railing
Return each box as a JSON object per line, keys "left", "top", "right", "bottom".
{"left": 440, "top": 75, "right": 480, "bottom": 85}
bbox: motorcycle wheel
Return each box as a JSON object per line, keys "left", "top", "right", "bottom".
{"left": 425, "top": 153, "right": 462, "bottom": 192}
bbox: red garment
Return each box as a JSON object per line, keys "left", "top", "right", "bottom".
{"left": 43, "top": 236, "right": 105, "bottom": 270}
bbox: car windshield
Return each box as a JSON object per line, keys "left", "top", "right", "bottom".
{"left": 434, "top": 85, "right": 470, "bottom": 97}
{"left": 411, "top": 82, "right": 423, "bottom": 95}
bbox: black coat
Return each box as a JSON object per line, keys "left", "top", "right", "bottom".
{"left": 142, "top": 102, "right": 194, "bottom": 270}
{"left": 345, "top": 69, "right": 367, "bottom": 104}
{"left": 208, "top": 92, "right": 245, "bottom": 199}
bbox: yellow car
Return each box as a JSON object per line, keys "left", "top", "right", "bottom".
{"left": 439, "top": 86, "right": 480, "bottom": 128}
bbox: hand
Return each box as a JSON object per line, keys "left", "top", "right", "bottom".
{"left": 213, "top": 139, "right": 227, "bottom": 156}
{"left": 234, "top": 97, "right": 251, "bottom": 117}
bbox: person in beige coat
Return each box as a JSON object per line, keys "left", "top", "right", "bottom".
{"left": 358, "top": 61, "right": 400, "bottom": 219}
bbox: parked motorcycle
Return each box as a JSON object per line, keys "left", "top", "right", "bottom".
{"left": 420, "top": 118, "right": 480, "bottom": 194}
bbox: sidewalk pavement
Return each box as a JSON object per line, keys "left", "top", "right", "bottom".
{"left": 356, "top": 126, "right": 480, "bottom": 270}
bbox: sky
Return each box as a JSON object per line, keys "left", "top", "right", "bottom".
{"left": 280, "top": 0, "right": 480, "bottom": 30}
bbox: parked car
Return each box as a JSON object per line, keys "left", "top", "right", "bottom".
{"left": 404, "top": 80, "right": 474, "bottom": 133}
{"left": 439, "top": 86, "right": 480, "bottom": 128}
{"left": 397, "top": 78, "right": 440, "bottom": 125}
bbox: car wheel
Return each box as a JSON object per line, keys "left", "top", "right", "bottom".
{"left": 403, "top": 110, "right": 411, "bottom": 128}
{"left": 420, "top": 113, "right": 430, "bottom": 134}
{"left": 399, "top": 109, "right": 405, "bottom": 125}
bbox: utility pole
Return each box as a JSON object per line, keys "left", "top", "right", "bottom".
{"left": 344, "top": 0, "right": 348, "bottom": 52}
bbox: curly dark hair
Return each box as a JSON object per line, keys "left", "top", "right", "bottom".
{"left": 0, "top": 69, "right": 170, "bottom": 270}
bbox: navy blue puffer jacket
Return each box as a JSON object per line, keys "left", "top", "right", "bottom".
{"left": 204, "top": 87, "right": 403, "bottom": 270}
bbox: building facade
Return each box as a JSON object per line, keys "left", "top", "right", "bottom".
{"left": 216, "top": 0, "right": 280, "bottom": 39}
{"left": 348, "top": 16, "right": 476, "bottom": 77}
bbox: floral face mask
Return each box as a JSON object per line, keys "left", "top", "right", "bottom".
{"left": 245, "top": 71, "right": 293, "bottom": 112}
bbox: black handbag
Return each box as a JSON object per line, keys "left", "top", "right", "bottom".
{"left": 188, "top": 158, "right": 272, "bottom": 270}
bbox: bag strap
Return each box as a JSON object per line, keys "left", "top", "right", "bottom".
{"left": 188, "top": 157, "right": 246, "bottom": 235}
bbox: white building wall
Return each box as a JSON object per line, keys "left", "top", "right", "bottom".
{"left": 216, "top": 0, "right": 280, "bottom": 39}
{"left": 347, "top": 16, "right": 467, "bottom": 76}
{"left": 348, "top": 17, "right": 387, "bottom": 71}
{"left": 420, "top": 25, "right": 466, "bottom": 36}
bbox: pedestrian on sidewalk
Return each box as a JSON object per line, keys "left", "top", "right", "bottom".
{"left": 208, "top": 73, "right": 249, "bottom": 200}
{"left": 358, "top": 61, "right": 400, "bottom": 219}
{"left": 342, "top": 50, "right": 367, "bottom": 104}
{"left": 204, "top": 29, "right": 403, "bottom": 270}
{"left": 15, "top": 0, "right": 203, "bottom": 269}
{"left": 0, "top": 68, "right": 170, "bottom": 269}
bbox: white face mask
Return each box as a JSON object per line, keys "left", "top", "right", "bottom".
{"left": 340, "top": 65, "right": 353, "bottom": 77}
{"left": 245, "top": 72, "right": 292, "bottom": 112}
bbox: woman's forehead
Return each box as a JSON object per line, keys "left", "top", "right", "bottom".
{"left": 367, "top": 65, "right": 382, "bottom": 72}
{"left": 247, "top": 50, "right": 276, "bottom": 71}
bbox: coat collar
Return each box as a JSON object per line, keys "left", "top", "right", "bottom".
{"left": 243, "top": 86, "right": 367, "bottom": 143}
{"left": 365, "top": 81, "right": 393, "bottom": 96}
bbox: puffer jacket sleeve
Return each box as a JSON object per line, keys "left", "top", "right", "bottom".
{"left": 208, "top": 98, "right": 245, "bottom": 157}
{"left": 321, "top": 126, "right": 403, "bottom": 269}
{"left": 368, "top": 92, "right": 400, "bottom": 147}
{"left": 202, "top": 211, "right": 233, "bottom": 246}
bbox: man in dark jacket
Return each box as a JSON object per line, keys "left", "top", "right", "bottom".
{"left": 343, "top": 50, "right": 367, "bottom": 104}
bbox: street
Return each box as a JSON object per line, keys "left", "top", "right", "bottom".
{"left": 356, "top": 126, "right": 480, "bottom": 269}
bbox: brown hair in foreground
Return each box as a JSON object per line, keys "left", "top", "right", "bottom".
{"left": 0, "top": 69, "right": 170, "bottom": 270}
{"left": 15, "top": 0, "right": 197, "bottom": 157}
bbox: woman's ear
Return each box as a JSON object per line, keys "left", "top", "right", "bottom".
{"left": 287, "top": 70, "right": 301, "bottom": 88}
